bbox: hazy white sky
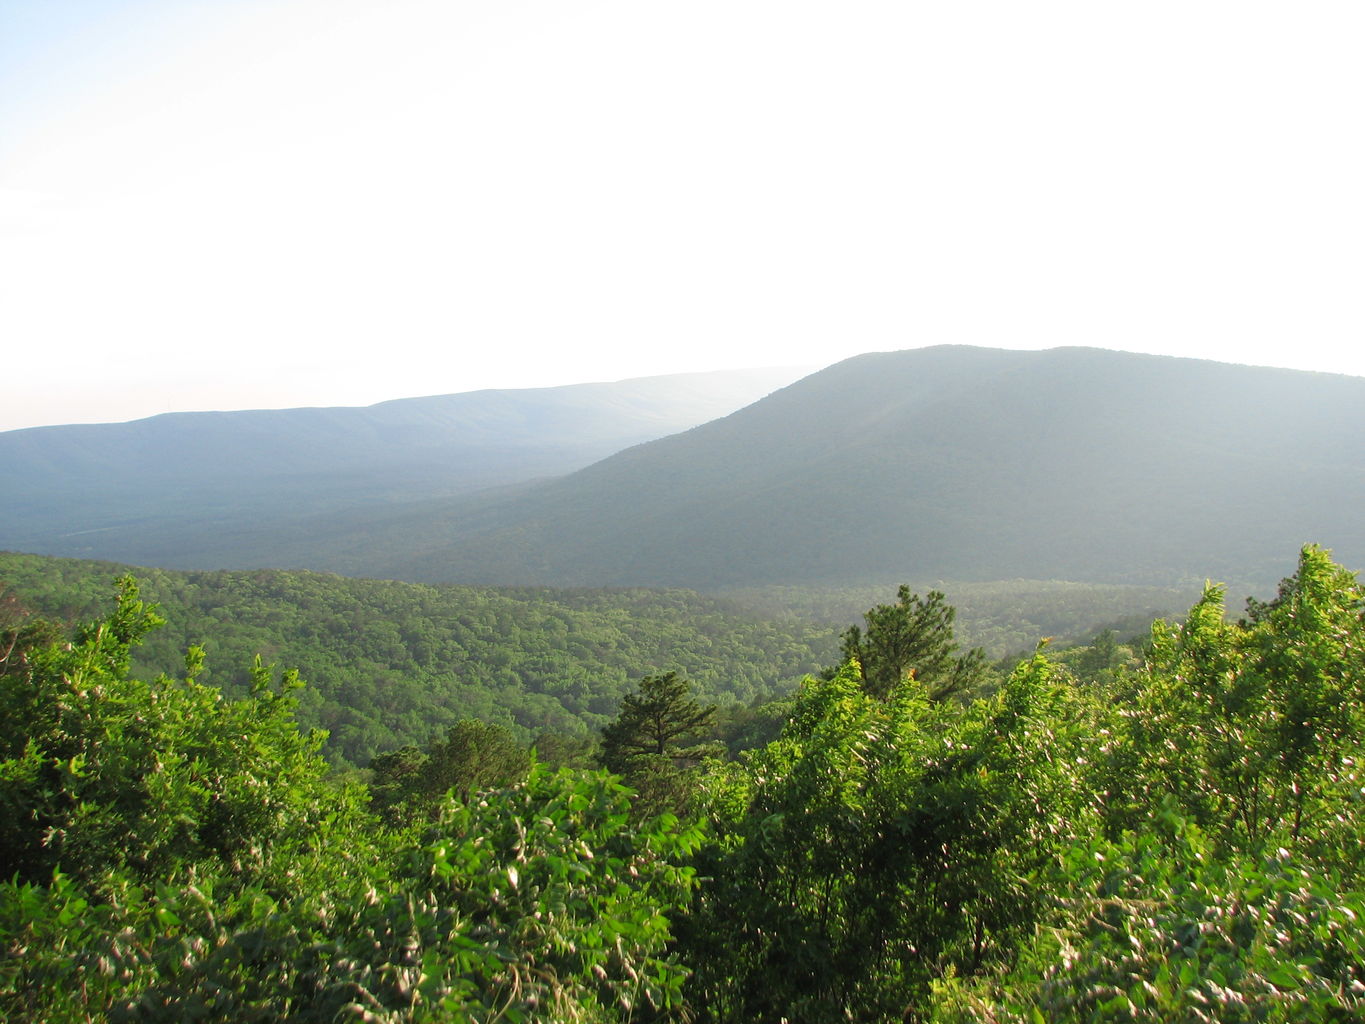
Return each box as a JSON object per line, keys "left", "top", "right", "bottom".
{"left": 1, "top": 0, "right": 1362, "bottom": 431}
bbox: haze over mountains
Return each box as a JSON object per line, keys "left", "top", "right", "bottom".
{"left": 327, "top": 346, "right": 1365, "bottom": 590}
{"left": 0, "top": 367, "right": 805, "bottom": 568}
{"left": 4, "top": 346, "right": 1362, "bottom": 591}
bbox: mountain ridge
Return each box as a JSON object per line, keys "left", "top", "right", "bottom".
{"left": 357, "top": 346, "right": 1365, "bottom": 589}
{"left": 0, "top": 366, "right": 808, "bottom": 566}
{"left": 5, "top": 346, "right": 1361, "bottom": 591}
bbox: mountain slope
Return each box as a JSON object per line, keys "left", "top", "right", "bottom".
{"left": 0, "top": 367, "right": 806, "bottom": 568}
{"left": 354, "top": 346, "right": 1365, "bottom": 588}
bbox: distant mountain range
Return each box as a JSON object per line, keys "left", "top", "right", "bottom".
{"left": 4, "top": 347, "right": 1362, "bottom": 590}
{"left": 291, "top": 346, "right": 1364, "bottom": 590}
{"left": 0, "top": 367, "right": 805, "bottom": 569}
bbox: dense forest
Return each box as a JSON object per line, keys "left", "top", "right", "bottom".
{"left": 0, "top": 553, "right": 1191, "bottom": 769}
{"left": 0, "top": 553, "right": 838, "bottom": 768}
{"left": 4, "top": 544, "right": 1363, "bottom": 1020}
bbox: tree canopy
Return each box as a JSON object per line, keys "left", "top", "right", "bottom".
{"left": 369, "top": 718, "right": 531, "bottom": 825}
{"left": 0, "top": 581, "right": 701, "bottom": 1022}
{"left": 0, "top": 552, "right": 836, "bottom": 768}
{"left": 598, "top": 671, "right": 717, "bottom": 775}
{"left": 5, "top": 545, "right": 1365, "bottom": 1021}
{"left": 837, "top": 585, "right": 989, "bottom": 700}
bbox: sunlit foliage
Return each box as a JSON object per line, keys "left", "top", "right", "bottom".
{"left": 4, "top": 545, "right": 1364, "bottom": 1021}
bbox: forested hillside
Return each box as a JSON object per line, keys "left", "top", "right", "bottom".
{"left": 4, "top": 545, "right": 1363, "bottom": 1021}
{"left": 716, "top": 576, "right": 1199, "bottom": 656}
{"left": 0, "top": 367, "right": 803, "bottom": 569}
{"left": 345, "top": 347, "right": 1365, "bottom": 589}
{"left": 5, "top": 347, "right": 1363, "bottom": 1017}
{"left": 0, "top": 552, "right": 836, "bottom": 767}
{"left": 8, "top": 349, "right": 1360, "bottom": 593}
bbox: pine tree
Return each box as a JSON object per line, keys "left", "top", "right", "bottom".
{"left": 839, "top": 585, "right": 987, "bottom": 701}
{"left": 599, "top": 672, "right": 717, "bottom": 775}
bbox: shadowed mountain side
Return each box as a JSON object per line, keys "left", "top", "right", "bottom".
{"left": 344, "top": 346, "right": 1365, "bottom": 589}
{"left": 0, "top": 367, "right": 808, "bottom": 568}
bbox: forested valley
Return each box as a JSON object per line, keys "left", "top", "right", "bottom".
{"left": 0, "top": 552, "right": 843, "bottom": 770}
{"left": 0, "top": 552, "right": 1191, "bottom": 770}
{"left": 4, "top": 544, "right": 1364, "bottom": 1021}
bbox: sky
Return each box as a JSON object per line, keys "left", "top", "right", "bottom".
{"left": 1, "top": 0, "right": 1362, "bottom": 431}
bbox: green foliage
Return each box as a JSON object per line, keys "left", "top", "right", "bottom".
{"left": 599, "top": 672, "right": 717, "bottom": 774}
{"left": 1110, "top": 545, "right": 1365, "bottom": 858}
{"left": 934, "top": 807, "right": 1365, "bottom": 1023}
{"left": 531, "top": 730, "right": 600, "bottom": 770}
{"left": 1, "top": 868, "right": 145, "bottom": 1023}
{"left": 3, "top": 771, "right": 702, "bottom": 1024}
{"left": 838, "top": 585, "right": 990, "bottom": 701}
{"left": 0, "top": 576, "right": 354, "bottom": 897}
{"left": 723, "top": 577, "right": 1196, "bottom": 658}
{"left": 0, "top": 552, "right": 837, "bottom": 768}
{"left": 933, "top": 545, "right": 1365, "bottom": 1023}
{"left": 103, "top": 766, "right": 701, "bottom": 1024}
{"left": 0, "top": 580, "right": 702, "bottom": 1023}
{"left": 0, "top": 587, "right": 63, "bottom": 678}
{"left": 1043, "top": 627, "right": 1145, "bottom": 689}
{"left": 370, "top": 719, "right": 531, "bottom": 825}
{"left": 0, "top": 577, "right": 373, "bottom": 1021}
{"left": 683, "top": 652, "right": 1098, "bottom": 1021}
{"left": 410, "top": 765, "right": 703, "bottom": 1021}
{"left": 599, "top": 672, "right": 719, "bottom": 821}
{"left": 711, "top": 693, "right": 796, "bottom": 756}
{"left": 7, "top": 546, "right": 1365, "bottom": 1021}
